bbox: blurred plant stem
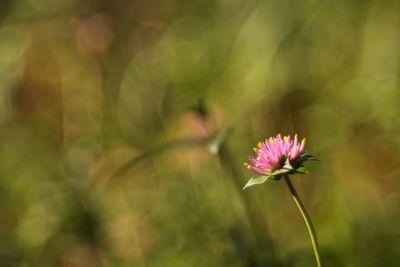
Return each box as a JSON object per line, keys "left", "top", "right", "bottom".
{"left": 283, "top": 174, "right": 323, "bottom": 267}
{"left": 218, "top": 144, "right": 282, "bottom": 265}
{"left": 112, "top": 137, "right": 207, "bottom": 179}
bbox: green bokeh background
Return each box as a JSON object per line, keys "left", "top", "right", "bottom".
{"left": 1, "top": 0, "right": 400, "bottom": 266}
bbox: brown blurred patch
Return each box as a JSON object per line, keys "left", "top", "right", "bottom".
{"left": 59, "top": 244, "right": 107, "bottom": 267}
{"left": 12, "top": 34, "right": 63, "bottom": 144}
{"left": 334, "top": 121, "right": 400, "bottom": 201}
{"left": 74, "top": 13, "right": 115, "bottom": 54}
{"left": 166, "top": 105, "right": 227, "bottom": 169}
{"left": 172, "top": 104, "right": 227, "bottom": 139}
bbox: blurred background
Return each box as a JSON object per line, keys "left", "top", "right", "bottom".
{"left": 1, "top": 0, "right": 400, "bottom": 266}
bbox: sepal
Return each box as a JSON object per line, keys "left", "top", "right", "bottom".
{"left": 243, "top": 175, "right": 273, "bottom": 189}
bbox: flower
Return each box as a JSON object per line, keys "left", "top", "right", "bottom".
{"left": 244, "top": 134, "right": 306, "bottom": 175}
{"left": 242, "top": 134, "right": 317, "bottom": 189}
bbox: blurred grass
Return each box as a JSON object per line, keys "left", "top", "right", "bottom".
{"left": 1, "top": 0, "right": 400, "bottom": 266}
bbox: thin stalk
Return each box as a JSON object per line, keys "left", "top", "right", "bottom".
{"left": 283, "top": 175, "right": 323, "bottom": 267}
{"left": 111, "top": 137, "right": 206, "bottom": 179}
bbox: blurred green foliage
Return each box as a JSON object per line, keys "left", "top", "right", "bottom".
{"left": 1, "top": 0, "right": 400, "bottom": 266}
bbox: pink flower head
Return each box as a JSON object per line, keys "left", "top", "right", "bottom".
{"left": 244, "top": 134, "right": 306, "bottom": 176}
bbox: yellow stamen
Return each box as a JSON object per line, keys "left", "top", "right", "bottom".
{"left": 301, "top": 138, "right": 306, "bottom": 144}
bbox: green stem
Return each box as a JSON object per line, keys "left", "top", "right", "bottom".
{"left": 283, "top": 175, "right": 323, "bottom": 267}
